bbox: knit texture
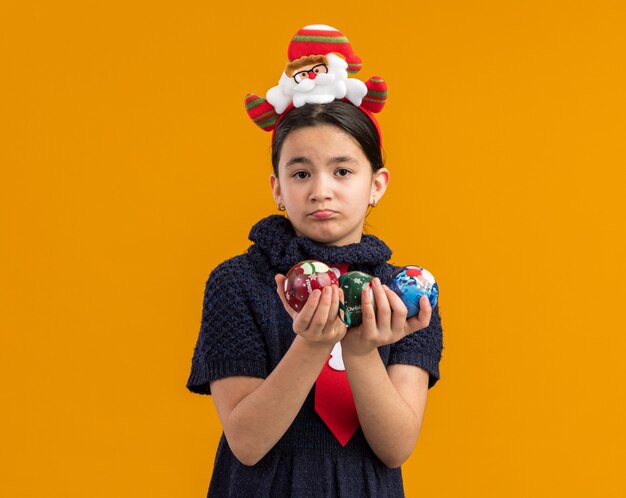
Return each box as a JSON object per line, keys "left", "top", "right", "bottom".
{"left": 245, "top": 93, "right": 280, "bottom": 131}
{"left": 186, "top": 215, "right": 444, "bottom": 497}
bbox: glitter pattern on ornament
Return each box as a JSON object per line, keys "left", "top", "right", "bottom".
{"left": 338, "top": 271, "right": 375, "bottom": 327}
{"left": 389, "top": 266, "right": 439, "bottom": 318}
{"left": 284, "top": 260, "right": 351, "bottom": 326}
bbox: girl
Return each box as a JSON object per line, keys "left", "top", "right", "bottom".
{"left": 187, "top": 101, "right": 443, "bottom": 497}
{"left": 187, "top": 26, "right": 442, "bottom": 498}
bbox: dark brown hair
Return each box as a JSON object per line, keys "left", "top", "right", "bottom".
{"left": 271, "top": 101, "right": 384, "bottom": 176}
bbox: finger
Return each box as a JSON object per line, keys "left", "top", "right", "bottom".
{"left": 309, "top": 285, "right": 333, "bottom": 332}
{"left": 404, "top": 296, "right": 432, "bottom": 334}
{"left": 360, "top": 282, "right": 377, "bottom": 324}
{"left": 275, "top": 274, "right": 297, "bottom": 319}
{"left": 416, "top": 295, "right": 432, "bottom": 327}
{"left": 293, "top": 289, "right": 322, "bottom": 333}
{"left": 324, "top": 286, "right": 347, "bottom": 337}
{"left": 370, "top": 278, "right": 391, "bottom": 327}
{"left": 384, "top": 285, "right": 408, "bottom": 332}
{"left": 325, "top": 285, "right": 340, "bottom": 327}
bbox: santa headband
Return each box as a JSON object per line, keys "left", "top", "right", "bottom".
{"left": 244, "top": 24, "right": 387, "bottom": 141}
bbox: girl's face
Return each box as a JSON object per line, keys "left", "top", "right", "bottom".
{"left": 271, "top": 125, "right": 389, "bottom": 246}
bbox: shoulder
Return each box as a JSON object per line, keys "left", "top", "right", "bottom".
{"left": 205, "top": 253, "right": 262, "bottom": 288}
{"left": 209, "top": 253, "right": 253, "bottom": 278}
{"left": 203, "top": 252, "right": 277, "bottom": 310}
{"left": 199, "top": 255, "right": 252, "bottom": 308}
{"left": 198, "top": 253, "right": 275, "bottom": 339}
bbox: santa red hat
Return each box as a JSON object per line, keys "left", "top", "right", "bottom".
{"left": 287, "top": 24, "right": 362, "bottom": 75}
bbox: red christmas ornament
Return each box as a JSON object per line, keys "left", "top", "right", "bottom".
{"left": 284, "top": 260, "right": 339, "bottom": 312}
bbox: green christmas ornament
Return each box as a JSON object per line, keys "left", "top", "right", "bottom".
{"left": 339, "top": 271, "right": 375, "bottom": 327}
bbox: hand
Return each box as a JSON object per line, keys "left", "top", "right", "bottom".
{"left": 403, "top": 295, "right": 432, "bottom": 336}
{"left": 341, "top": 278, "right": 432, "bottom": 357}
{"left": 275, "top": 274, "right": 347, "bottom": 347}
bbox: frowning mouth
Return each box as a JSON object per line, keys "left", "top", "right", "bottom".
{"left": 310, "top": 210, "right": 337, "bottom": 220}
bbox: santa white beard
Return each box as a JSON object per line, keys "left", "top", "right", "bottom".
{"left": 289, "top": 72, "right": 346, "bottom": 107}
{"left": 266, "top": 53, "right": 368, "bottom": 113}
{"left": 291, "top": 73, "right": 336, "bottom": 93}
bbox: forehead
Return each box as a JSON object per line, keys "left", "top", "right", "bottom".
{"left": 281, "top": 125, "right": 363, "bottom": 156}
{"left": 278, "top": 125, "right": 371, "bottom": 173}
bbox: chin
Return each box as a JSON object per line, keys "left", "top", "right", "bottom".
{"left": 309, "top": 229, "right": 361, "bottom": 247}
{"left": 293, "top": 218, "right": 363, "bottom": 246}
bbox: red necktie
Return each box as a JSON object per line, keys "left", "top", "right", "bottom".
{"left": 314, "top": 264, "right": 360, "bottom": 446}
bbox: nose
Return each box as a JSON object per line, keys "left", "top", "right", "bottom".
{"left": 308, "top": 71, "right": 317, "bottom": 80}
{"left": 310, "top": 175, "right": 332, "bottom": 202}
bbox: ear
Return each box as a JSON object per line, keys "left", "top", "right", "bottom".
{"left": 370, "top": 167, "right": 390, "bottom": 205}
{"left": 270, "top": 173, "right": 282, "bottom": 207}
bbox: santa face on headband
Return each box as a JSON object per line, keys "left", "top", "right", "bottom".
{"left": 266, "top": 53, "right": 368, "bottom": 114}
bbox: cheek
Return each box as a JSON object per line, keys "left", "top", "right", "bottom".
{"left": 352, "top": 179, "right": 375, "bottom": 200}
{"left": 281, "top": 186, "right": 304, "bottom": 206}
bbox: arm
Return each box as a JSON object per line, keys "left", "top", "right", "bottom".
{"left": 341, "top": 278, "right": 433, "bottom": 468}
{"left": 211, "top": 335, "right": 332, "bottom": 466}
{"left": 210, "top": 277, "right": 346, "bottom": 466}
{"left": 343, "top": 353, "right": 429, "bottom": 469}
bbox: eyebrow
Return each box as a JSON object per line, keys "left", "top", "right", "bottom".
{"left": 284, "top": 155, "right": 357, "bottom": 169}
{"left": 284, "top": 156, "right": 311, "bottom": 169}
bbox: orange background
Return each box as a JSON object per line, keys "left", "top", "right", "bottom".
{"left": 1, "top": 1, "right": 625, "bottom": 497}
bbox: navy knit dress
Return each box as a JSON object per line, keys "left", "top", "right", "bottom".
{"left": 187, "top": 215, "right": 443, "bottom": 498}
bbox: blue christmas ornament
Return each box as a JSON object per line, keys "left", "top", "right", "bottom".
{"left": 389, "top": 266, "right": 438, "bottom": 318}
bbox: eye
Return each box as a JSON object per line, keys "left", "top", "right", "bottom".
{"left": 294, "top": 71, "right": 307, "bottom": 83}
{"left": 292, "top": 171, "right": 310, "bottom": 179}
{"left": 335, "top": 168, "right": 351, "bottom": 177}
